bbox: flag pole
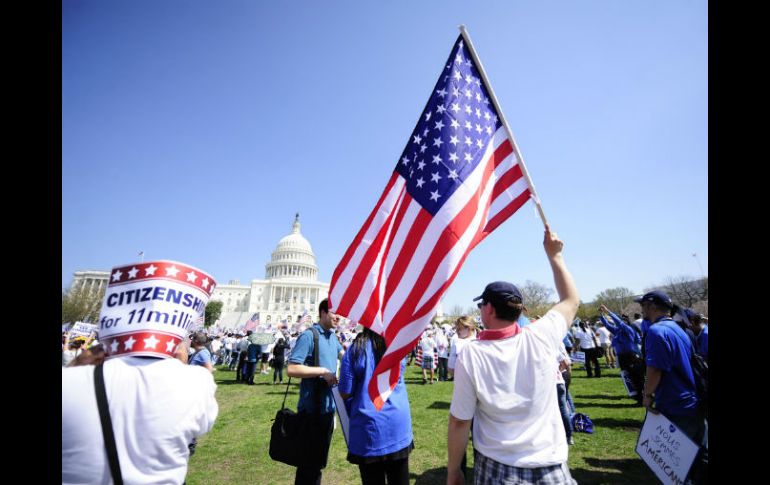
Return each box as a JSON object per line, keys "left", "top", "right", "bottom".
{"left": 458, "top": 25, "right": 549, "bottom": 228}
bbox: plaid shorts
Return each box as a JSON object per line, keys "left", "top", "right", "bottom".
{"left": 474, "top": 450, "right": 576, "bottom": 485}
{"left": 421, "top": 356, "right": 434, "bottom": 369}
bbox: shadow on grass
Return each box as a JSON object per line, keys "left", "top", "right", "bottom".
{"left": 265, "top": 391, "right": 298, "bottom": 395}
{"left": 571, "top": 457, "right": 653, "bottom": 484}
{"left": 589, "top": 417, "right": 642, "bottom": 431}
{"left": 411, "top": 466, "right": 474, "bottom": 485}
{"left": 427, "top": 401, "right": 451, "bottom": 410}
{"left": 575, "top": 394, "right": 628, "bottom": 401}
{"left": 574, "top": 402, "right": 641, "bottom": 409}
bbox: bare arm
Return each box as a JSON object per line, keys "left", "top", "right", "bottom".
{"left": 544, "top": 224, "right": 580, "bottom": 331}
{"left": 287, "top": 363, "right": 338, "bottom": 386}
{"left": 446, "top": 413, "right": 472, "bottom": 485}
{"left": 643, "top": 366, "right": 663, "bottom": 413}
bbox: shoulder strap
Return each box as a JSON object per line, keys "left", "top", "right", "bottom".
{"left": 309, "top": 327, "right": 322, "bottom": 413}
{"left": 94, "top": 364, "right": 124, "bottom": 485}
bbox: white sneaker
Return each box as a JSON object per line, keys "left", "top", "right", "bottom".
{"left": 568, "top": 437, "right": 575, "bottom": 445}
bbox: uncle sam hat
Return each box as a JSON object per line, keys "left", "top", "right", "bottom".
{"left": 97, "top": 260, "right": 217, "bottom": 359}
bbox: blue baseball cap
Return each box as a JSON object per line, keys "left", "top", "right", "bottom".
{"left": 633, "top": 290, "right": 673, "bottom": 308}
{"left": 473, "top": 281, "right": 523, "bottom": 304}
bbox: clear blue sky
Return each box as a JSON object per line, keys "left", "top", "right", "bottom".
{"left": 62, "top": 0, "right": 708, "bottom": 311}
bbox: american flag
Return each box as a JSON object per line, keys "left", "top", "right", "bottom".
{"left": 243, "top": 313, "right": 260, "bottom": 332}
{"left": 329, "top": 34, "right": 533, "bottom": 409}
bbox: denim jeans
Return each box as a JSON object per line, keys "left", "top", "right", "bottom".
{"left": 557, "top": 383, "right": 572, "bottom": 441}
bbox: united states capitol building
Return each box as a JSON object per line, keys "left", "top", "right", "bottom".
{"left": 210, "top": 214, "right": 330, "bottom": 328}
{"left": 71, "top": 215, "right": 331, "bottom": 329}
{"left": 70, "top": 214, "right": 443, "bottom": 329}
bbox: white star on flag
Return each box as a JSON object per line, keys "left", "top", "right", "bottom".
{"left": 166, "top": 265, "right": 180, "bottom": 277}
{"left": 111, "top": 270, "right": 123, "bottom": 282}
{"left": 186, "top": 271, "right": 198, "bottom": 283}
{"left": 124, "top": 336, "right": 136, "bottom": 350}
{"left": 110, "top": 340, "right": 119, "bottom": 353}
{"left": 143, "top": 335, "right": 160, "bottom": 350}
{"left": 145, "top": 264, "right": 158, "bottom": 276}
{"left": 201, "top": 278, "right": 210, "bottom": 289}
{"left": 165, "top": 340, "right": 177, "bottom": 353}
{"left": 127, "top": 267, "right": 139, "bottom": 279}
{"left": 416, "top": 177, "right": 425, "bottom": 188}
{"left": 429, "top": 190, "right": 440, "bottom": 201}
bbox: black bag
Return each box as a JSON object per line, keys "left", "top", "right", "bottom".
{"left": 269, "top": 328, "right": 333, "bottom": 468}
{"left": 690, "top": 350, "right": 708, "bottom": 416}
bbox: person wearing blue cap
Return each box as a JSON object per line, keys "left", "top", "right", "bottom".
{"left": 447, "top": 225, "right": 580, "bottom": 485}
{"left": 637, "top": 290, "right": 706, "bottom": 484}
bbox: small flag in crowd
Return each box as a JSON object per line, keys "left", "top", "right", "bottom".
{"left": 414, "top": 346, "right": 437, "bottom": 370}
{"left": 329, "top": 31, "right": 535, "bottom": 409}
{"left": 244, "top": 313, "right": 260, "bottom": 332}
{"left": 300, "top": 309, "right": 311, "bottom": 324}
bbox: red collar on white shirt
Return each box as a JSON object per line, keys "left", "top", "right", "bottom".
{"left": 477, "top": 323, "right": 521, "bottom": 341}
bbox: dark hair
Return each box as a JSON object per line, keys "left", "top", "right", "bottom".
{"left": 633, "top": 313, "right": 641, "bottom": 319}
{"left": 488, "top": 297, "right": 524, "bottom": 322}
{"left": 579, "top": 320, "right": 587, "bottom": 331}
{"left": 350, "top": 327, "right": 386, "bottom": 367}
{"left": 319, "top": 298, "right": 329, "bottom": 319}
{"left": 192, "top": 332, "right": 208, "bottom": 346}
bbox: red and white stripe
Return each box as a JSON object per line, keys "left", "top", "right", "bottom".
{"left": 330, "top": 126, "right": 531, "bottom": 409}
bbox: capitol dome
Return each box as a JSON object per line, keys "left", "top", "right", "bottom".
{"left": 265, "top": 214, "right": 319, "bottom": 281}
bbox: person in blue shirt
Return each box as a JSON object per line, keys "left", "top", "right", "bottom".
{"left": 638, "top": 291, "right": 706, "bottom": 484}
{"left": 244, "top": 337, "right": 260, "bottom": 385}
{"left": 189, "top": 332, "right": 214, "bottom": 372}
{"left": 287, "top": 299, "right": 345, "bottom": 485}
{"left": 694, "top": 315, "right": 708, "bottom": 361}
{"left": 338, "top": 328, "right": 414, "bottom": 485}
{"left": 599, "top": 305, "right": 644, "bottom": 405}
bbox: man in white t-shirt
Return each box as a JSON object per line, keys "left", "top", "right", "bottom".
{"left": 447, "top": 224, "right": 579, "bottom": 485}
{"left": 595, "top": 323, "right": 615, "bottom": 369}
{"left": 420, "top": 330, "right": 437, "bottom": 384}
{"left": 435, "top": 328, "right": 450, "bottom": 381}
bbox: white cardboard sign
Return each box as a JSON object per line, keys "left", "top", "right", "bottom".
{"left": 636, "top": 411, "right": 699, "bottom": 484}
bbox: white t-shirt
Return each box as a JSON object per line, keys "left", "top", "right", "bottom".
{"left": 62, "top": 357, "right": 218, "bottom": 485}
{"left": 596, "top": 327, "right": 611, "bottom": 345}
{"left": 210, "top": 339, "right": 222, "bottom": 353}
{"left": 448, "top": 333, "right": 475, "bottom": 370}
{"left": 573, "top": 328, "right": 596, "bottom": 349}
{"left": 450, "top": 310, "right": 568, "bottom": 467}
{"left": 419, "top": 336, "right": 436, "bottom": 359}
{"left": 435, "top": 332, "right": 449, "bottom": 358}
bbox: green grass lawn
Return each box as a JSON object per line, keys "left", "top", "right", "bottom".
{"left": 187, "top": 363, "right": 657, "bottom": 484}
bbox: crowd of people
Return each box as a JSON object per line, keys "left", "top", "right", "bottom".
{"left": 62, "top": 226, "right": 708, "bottom": 485}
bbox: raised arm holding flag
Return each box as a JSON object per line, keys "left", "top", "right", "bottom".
{"left": 329, "top": 27, "right": 547, "bottom": 409}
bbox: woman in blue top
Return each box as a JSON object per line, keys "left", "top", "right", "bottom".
{"left": 338, "top": 328, "right": 414, "bottom": 485}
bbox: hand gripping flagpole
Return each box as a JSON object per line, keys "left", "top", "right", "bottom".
{"left": 458, "top": 25, "right": 549, "bottom": 228}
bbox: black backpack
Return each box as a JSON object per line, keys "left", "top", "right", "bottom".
{"left": 689, "top": 349, "right": 708, "bottom": 416}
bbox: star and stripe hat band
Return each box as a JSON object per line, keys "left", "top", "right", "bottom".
{"left": 97, "top": 260, "right": 217, "bottom": 359}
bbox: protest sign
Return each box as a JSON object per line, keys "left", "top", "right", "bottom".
{"left": 249, "top": 332, "right": 275, "bottom": 345}
{"left": 571, "top": 351, "right": 585, "bottom": 364}
{"left": 69, "top": 322, "right": 97, "bottom": 340}
{"left": 97, "top": 260, "right": 216, "bottom": 359}
{"left": 620, "top": 369, "right": 638, "bottom": 397}
{"left": 331, "top": 386, "right": 350, "bottom": 446}
{"left": 636, "top": 411, "right": 699, "bottom": 485}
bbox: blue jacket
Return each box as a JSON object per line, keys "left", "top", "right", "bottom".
{"left": 600, "top": 312, "right": 641, "bottom": 355}
{"left": 645, "top": 318, "right": 699, "bottom": 417}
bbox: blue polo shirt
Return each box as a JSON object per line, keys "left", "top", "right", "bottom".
{"left": 288, "top": 324, "right": 343, "bottom": 414}
{"left": 247, "top": 342, "right": 260, "bottom": 362}
{"left": 189, "top": 347, "right": 211, "bottom": 367}
{"left": 645, "top": 318, "right": 698, "bottom": 417}
{"left": 600, "top": 312, "right": 641, "bottom": 355}
{"left": 338, "top": 341, "right": 413, "bottom": 457}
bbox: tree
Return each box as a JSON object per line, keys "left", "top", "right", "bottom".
{"left": 205, "top": 300, "right": 223, "bottom": 328}
{"left": 62, "top": 287, "right": 104, "bottom": 324}
{"left": 644, "top": 276, "right": 708, "bottom": 309}
{"left": 448, "top": 305, "right": 466, "bottom": 318}
{"left": 575, "top": 301, "right": 598, "bottom": 322}
{"left": 517, "top": 280, "right": 554, "bottom": 317}
{"left": 594, "top": 287, "right": 635, "bottom": 314}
